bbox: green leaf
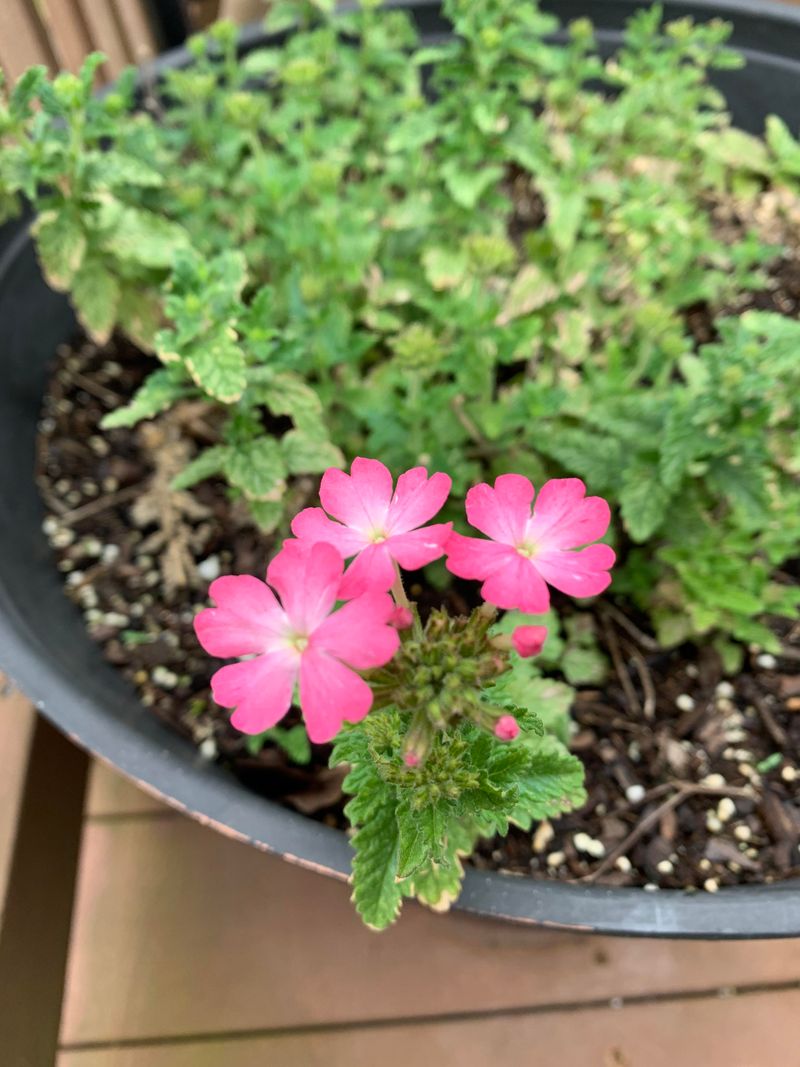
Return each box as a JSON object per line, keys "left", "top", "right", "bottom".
{"left": 102, "top": 204, "right": 189, "bottom": 269}
{"left": 619, "top": 468, "right": 670, "bottom": 542}
{"left": 562, "top": 645, "right": 608, "bottom": 686}
{"left": 766, "top": 115, "right": 800, "bottom": 177}
{"left": 495, "top": 264, "right": 560, "bottom": 326}
{"left": 396, "top": 797, "right": 448, "bottom": 878}
{"left": 660, "top": 402, "right": 701, "bottom": 491}
{"left": 422, "top": 246, "right": 468, "bottom": 291}
{"left": 246, "top": 724, "right": 311, "bottom": 764}
{"left": 170, "top": 445, "right": 229, "bottom": 491}
{"left": 700, "top": 128, "right": 771, "bottom": 174}
{"left": 117, "top": 288, "right": 163, "bottom": 351}
{"left": 71, "top": 258, "right": 120, "bottom": 344}
{"left": 32, "top": 210, "right": 86, "bottom": 290}
{"left": 349, "top": 784, "right": 403, "bottom": 931}
{"left": 281, "top": 429, "right": 343, "bottom": 475}
{"left": 88, "top": 150, "right": 165, "bottom": 189}
{"left": 102, "top": 367, "right": 190, "bottom": 429}
{"left": 183, "top": 332, "right": 247, "bottom": 403}
{"left": 511, "top": 736, "right": 586, "bottom": 830}
{"left": 249, "top": 370, "right": 322, "bottom": 427}
{"left": 247, "top": 499, "right": 285, "bottom": 532}
{"left": 539, "top": 177, "right": 586, "bottom": 254}
{"left": 224, "top": 437, "right": 287, "bottom": 501}
{"left": 441, "top": 161, "right": 504, "bottom": 209}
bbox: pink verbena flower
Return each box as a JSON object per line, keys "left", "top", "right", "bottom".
{"left": 446, "top": 475, "right": 614, "bottom": 613}
{"left": 194, "top": 541, "right": 400, "bottom": 744}
{"left": 291, "top": 457, "right": 452, "bottom": 599}
{"left": 512, "top": 625, "right": 548, "bottom": 659}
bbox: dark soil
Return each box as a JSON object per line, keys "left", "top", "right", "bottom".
{"left": 37, "top": 331, "right": 799, "bottom": 892}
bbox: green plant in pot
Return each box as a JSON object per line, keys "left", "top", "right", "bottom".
{"left": 1, "top": 0, "right": 798, "bottom": 927}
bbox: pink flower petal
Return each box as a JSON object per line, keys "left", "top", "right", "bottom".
{"left": 388, "top": 522, "right": 453, "bottom": 570}
{"left": 291, "top": 507, "right": 367, "bottom": 558}
{"left": 311, "top": 591, "right": 400, "bottom": 669}
{"left": 210, "top": 652, "right": 296, "bottom": 734}
{"left": 267, "top": 541, "right": 344, "bottom": 631}
{"left": 527, "top": 478, "right": 611, "bottom": 550}
{"left": 194, "top": 575, "right": 286, "bottom": 657}
{"left": 480, "top": 553, "right": 551, "bottom": 613}
{"left": 299, "top": 649, "right": 374, "bottom": 743}
{"left": 465, "top": 474, "right": 535, "bottom": 545}
{"left": 338, "top": 542, "right": 396, "bottom": 599}
{"left": 533, "top": 543, "right": 616, "bottom": 599}
{"left": 512, "top": 624, "right": 549, "bottom": 658}
{"left": 445, "top": 531, "right": 517, "bottom": 581}
{"left": 319, "top": 458, "right": 393, "bottom": 531}
{"left": 387, "top": 468, "right": 452, "bottom": 534}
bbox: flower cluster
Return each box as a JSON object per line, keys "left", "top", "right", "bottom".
{"left": 194, "top": 458, "right": 614, "bottom": 745}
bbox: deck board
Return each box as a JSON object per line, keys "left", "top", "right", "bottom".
{"left": 56, "top": 988, "right": 800, "bottom": 1067}
{"left": 59, "top": 806, "right": 800, "bottom": 1048}
{"left": 0, "top": 678, "right": 36, "bottom": 920}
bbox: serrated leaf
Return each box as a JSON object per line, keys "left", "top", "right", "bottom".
{"left": 247, "top": 499, "right": 285, "bottom": 533}
{"left": 71, "top": 258, "right": 120, "bottom": 344}
{"left": 102, "top": 204, "right": 189, "bottom": 269}
{"left": 102, "top": 367, "right": 190, "bottom": 429}
{"left": 118, "top": 288, "right": 163, "bottom": 351}
{"left": 700, "top": 128, "right": 771, "bottom": 175}
{"left": 441, "top": 161, "right": 504, "bottom": 209}
{"left": 88, "top": 150, "right": 164, "bottom": 189}
{"left": 32, "top": 210, "right": 86, "bottom": 290}
{"left": 246, "top": 724, "right": 311, "bottom": 764}
{"left": 495, "top": 264, "right": 560, "bottom": 326}
{"left": 511, "top": 735, "right": 586, "bottom": 829}
{"left": 224, "top": 437, "right": 287, "bottom": 501}
{"left": 422, "top": 246, "right": 468, "bottom": 291}
{"left": 619, "top": 468, "right": 670, "bottom": 542}
{"left": 281, "top": 429, "right": 343, "bottom": 475}
{"left": 561, "top": 645, "right": 608, "bottom": 686}
{"left": 766, "top": 115, "right": 800, "bottom": 177}
{"left": 396, "top": 797, "right": 449, "bottom": 878}
{"left": 660, "top": 402, "right": 700, "bottom": 491}
{"left": 170, "top": 445, "right": 229, "bottom": 491}
{"left": 183, "top": 332, "right": 247, "bottom": 403}
{"left": 348, "top": 779, "right": 403, "bottom": 931}
{"left": 248, "top": 370, "right": 322, "bottom": 427}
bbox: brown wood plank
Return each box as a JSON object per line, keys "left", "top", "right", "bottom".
{"left": 85, "top": 761, "right": 169, "bottom": 817}
{"left": 218, "top": 0, "right": 264, "bottom": 22}
{"left": 59, "top": 814, "right": 800, "bottom": 1046}
{"left": 74, "top": 0, "right": 129, "bottom": 76}
{"left": 35, "top": 0, "right": 94, "bottom": 74}
{"left": 0, "top": 713, "right": 90, "bottom": 1067}
{"left": 0, "top": 0, "right": 56, "bottom": 81}
{"left": 0, "top": 677, "right": 36, "bottom": 920}
{"left": 111, "top": 0, "right": 156, "bottom": 64}
{"left": 56, "top": 988, "right": 800, "bottom": 1067}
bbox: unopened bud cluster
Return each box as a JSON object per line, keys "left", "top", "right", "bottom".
{"left": 369, "top": 606, "right": 514, "bottom": 764}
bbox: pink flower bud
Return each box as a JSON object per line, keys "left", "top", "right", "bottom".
{"left": 512, "top": 624, "right": 548, "bottom": 659}
{"left": 389, "top": 605, "right": 414, "bottom": 630}
{"left": 404, "top": 751, "right": 421, "bottom": 768}
{"left": 494, "top": 715, "right": 520, "bottom": 741}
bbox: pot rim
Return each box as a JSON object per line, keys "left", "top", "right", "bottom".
{"left": 1, "top": 0, "right": 799, "bottom": 939}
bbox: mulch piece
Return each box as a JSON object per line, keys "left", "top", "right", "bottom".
{"left": 36, "top": 335, "right": 800, "bottom": 891}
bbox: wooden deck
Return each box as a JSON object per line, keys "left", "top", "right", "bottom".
{"left": 1, "top": 684, "right": 799, "bottom": 1065}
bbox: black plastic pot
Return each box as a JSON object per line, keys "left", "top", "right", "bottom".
{"left": 1, "top": 0, "right": 799, "bottom": 939}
